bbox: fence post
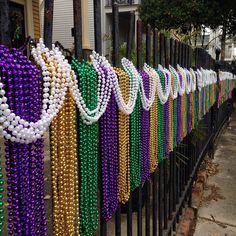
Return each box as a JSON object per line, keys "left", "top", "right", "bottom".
{"left": 0, "top": 0, "right": 10, "bottom": 46}
{"left": 44, "top": 0, "right": 54, "bottom": 49}
{"left": 137, "top": 19, "right": 143, "bottom": 69}
{"left": 159, "top": 33, "right": 165, "bottom": 66}
{"left": 94, "top": 0, "right": 102, "bottom": 54}
{"left": 153, "top": 29, "right": 158, "bottom": 67}
{"left": 112, "top": 2, "right": 119, "bottom": 66}
{"left": 73, "top": 0, "right": 83, "bottom": 58}
{"left": 146, "top": 24, "right": 151, "bottom": 65}
{"left": 126, "top": 12, "right": 135, "bottom": 60}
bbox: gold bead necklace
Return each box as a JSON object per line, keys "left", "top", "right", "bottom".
{"left": 44, "top": 54, "right": 79, "bottom": 235}
{"left": 114, "top": 67, "right": 131, "bottom": 204}
{"left": 149, "top": 96, "right": 158, "bottom": 173}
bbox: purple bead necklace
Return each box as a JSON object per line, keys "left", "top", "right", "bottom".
{"left": 139, "top": 70, "right": 150, "bottom": 183}
{"left": 0, "top": 45, "right": 47, "bottom": 235}
{"left": 99, "top": 70, "right": 118, "bottom": 221}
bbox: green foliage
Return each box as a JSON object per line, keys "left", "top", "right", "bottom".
{"left": 139, "top": 0, "right": 207, "bottom": 32}
{"left": 139, "top": 0, "right": 236, "bottom": 43}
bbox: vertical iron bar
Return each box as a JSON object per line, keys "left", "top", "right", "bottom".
{"left": 163, "top": 159, "right": 168, "bottom": 229}
{"left": 170, "top": 38, "right": 174, "bottom": 66}
{"left": 153, "top": 171, "right": 158, "bottom": 236}
{"left": 94, "top": 0, "right": 102, "bottom": 54}
{"left": 152, "top": 29, "right": 158, "bottom": 236}
{"left": 146, "top": 24, "right": 152, "bottom": 65}
{"left": 169, "top": 38, "right": 174, "bottom": 223}
{"left": 174, "top": 40, "right": 178, "bottom": 67}
{"left": 182, "top": 43, "right": 185, "bottom": 67}
{"left": 146, "top": 23, "right": 152, "bottom": 236}
{"left": 178, "top": 42, "right": 182, "bottom": 66}
{"left": 44, "top": 0, "right": 54, "bottom": 49}
{"left": 112, "top": 2, "right": 119, "bottom": 66}
{"left": 158, "top": 161, "right": 164, "bottom": 236}
{"left": 163, "top": 36, "right": 169, "bottom": 230}
{"left": 137, "top": 19, "right": 143, "bottom": 69}
{"left": 126, "top": 12, "right": 135, "bottom": 60}
{"left": 159, "top": 33, "right": 165, "bottom": 65}
{"left": 136, "top": 18, "right": 142, "bottom": 236}
{"left": 164, "top": 36, "right": 170, "bottom": 67}
{"left": 153, "top": 29, "right": 158, "bottom": 67}
{"left": 158, "top": 33, "right": 165, "bottom": 235}
{"left": 127, "top": 197, "right": 132, "bottom": 236}
{"left": 146, "top": 182, "right": 151, "bottom": 236}
{"left": 0, "top": 0, "right": 10, "bottom": 46}
{"left": 115, "top": 206, "right": 121, "bottom": 236}
{"left": 73, "top": 0, "right": 83, "bottom": 58}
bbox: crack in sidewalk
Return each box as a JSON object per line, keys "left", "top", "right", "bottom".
{"left": 198, "top": 216, "right": 236, "bottom": 228}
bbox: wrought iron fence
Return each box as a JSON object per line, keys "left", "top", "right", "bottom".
{"left": 44, "top": 1, "right": 234, "bottom": 236}
{"left": 1, "top": 0, "right": 234, "bottom": 235}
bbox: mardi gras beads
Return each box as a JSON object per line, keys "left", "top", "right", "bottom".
{"left": 139, "top": 70, "right": 150, "bottom": 183}
{"left": 71, "top": 58, "right": 99, "bottom": 236}
{"left": 168, "top": 95, "right": 174, "bottom": 153}
{"left": 130, "top": 93, "right": 141, "bottom": 191}
{"left": 156, "top": 69, "right": 165, "bottom": 161}
{"left": 114, "top": 68, "right": 131, "bottom": 204}
{"left": 50, "top": 92, "right": 79, "bottom": 236}
{"left": 0, "top": 45, "right": 47, "bottom": 236}
{"left": 149, "top": 94, "right": 158, "bottom": 173}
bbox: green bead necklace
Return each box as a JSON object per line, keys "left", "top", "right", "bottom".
{"left": 173, "top": 98, "right": 177, "bottom": 148}
{"left": 71, "top": 58, "right": 99, "bottom": 236}
{"left": 130, "top": 93, "right": 141, "bottom": 191}
{"left": 156, "top": 70, "right": 165, "bottom": 162}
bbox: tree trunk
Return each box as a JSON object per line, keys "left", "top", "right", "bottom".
{"left": 221, "top": 26, "right": 226, "bottom": 61}
{"left": 0, "top": 0, "right": 10, "bottom": 46}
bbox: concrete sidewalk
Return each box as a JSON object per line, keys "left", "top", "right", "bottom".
{"left": 194, "top": 110, "right": 236, "bottom": 236}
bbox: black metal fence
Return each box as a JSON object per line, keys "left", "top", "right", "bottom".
{"left": 0, "top": 1, "right": 234, "bottom": 236}
{"left": 97, "top": 4, "right": 234, "bottom": 236}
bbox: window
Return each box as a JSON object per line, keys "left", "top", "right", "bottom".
{"left": 9, "top": 2, "right": 26, "bottom": 48}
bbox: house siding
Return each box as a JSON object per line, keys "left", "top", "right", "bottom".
{"left": 32, "top": 0, "right": 40, "bottom": 38}
{"left": 40, "top": 0, "right": 95, "bottom": 50}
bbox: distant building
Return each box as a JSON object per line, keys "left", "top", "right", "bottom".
{"left": 195, "top": 27, "right": 236, "bottom": 62}
{"left": 102, "top": 0, "right": 140, "bottom": 56}
{"left": 39, "top": 0, "right": 140, "bottom": 56}
{"left": 39, "top": 0, "right": 95, "bottom": 50}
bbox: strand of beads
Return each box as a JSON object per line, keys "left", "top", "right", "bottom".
{"left": 168, "top": 95, "right": 174, "bottom": 153}
{"left": 48, "top": 43, "right": 79, "bottom": 235}
{"left": 114, "top": 68, "right": 131, "bottom": 204}
{"left": 149, "top": 90, "right": 158, "bottom": 173}
{"left": 99, "top": 65, "right": 119, "bottom": 219}
{"left": 176, "top": 75, "right": 182, "bottom": 145}
{"left": 110, "top": 59, "right": 139, "bottom": 114}
{"left": 139, "top": 70, "right": 150, "bottom": 183}
{"left": 169, "top": 67, "right": 179, "bottom": 148}
{"left": 163, "top": 70, "right": 170, "bottom": 158}
{"left": 156, "top": 69, "right": 165, "bottom": 161}
{"left": 71, "top": 59, "right": 99, "bottom": 236}
{"left": 173, "top": 96, "right": 178, "bottom": 148}
{"left": 0, "top": 45, "right": 46, "bottom": 235}
{"left": 130, "top": 93, "right": 141, "bottom": 191}
{"left": 50, "top": 91, "right": 79, "bottom": 236}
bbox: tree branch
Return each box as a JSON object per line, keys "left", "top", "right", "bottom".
{"left": 204, "top": 34, "right": 222, "bottom": 49}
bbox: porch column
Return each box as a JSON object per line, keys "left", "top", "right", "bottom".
{"left": 81, "top": 0, "right": 91, "bottom": 58}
